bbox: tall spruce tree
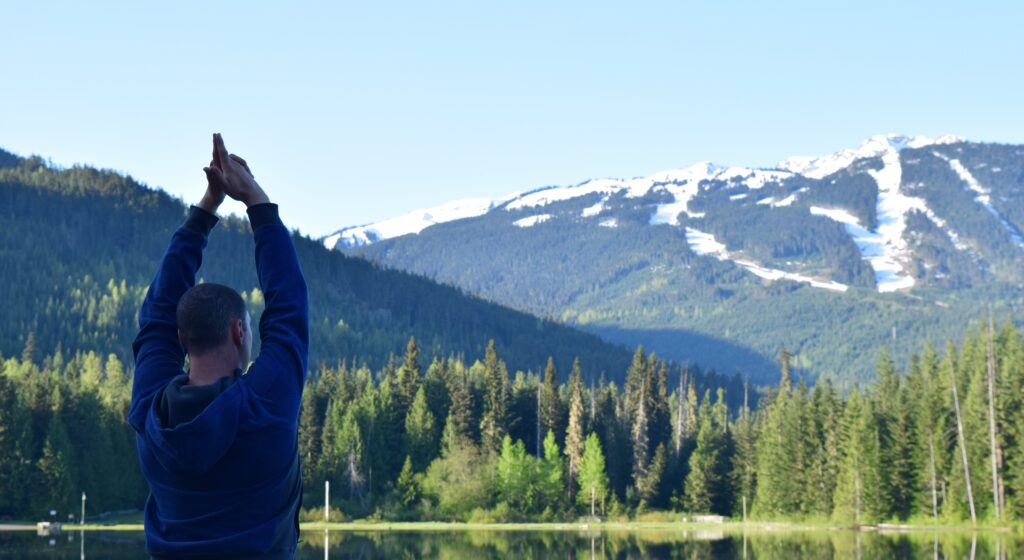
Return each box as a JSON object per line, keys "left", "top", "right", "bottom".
{"left": 564, "top": 358, "right": 585, "bottom": 500}
{"left": 832, "top": 388, "right": 883, "bottom": 524}
{"left": 480, "top": 341, "right": 510, "bottom": 454}
{"left": 405, "top": 385, "right": 438, "bottom": 471}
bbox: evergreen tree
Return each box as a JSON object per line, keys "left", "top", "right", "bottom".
{"left": 396, "top": 455, "right": 419, "bottom": 511}
{"left": 405, "top": 385, "right": 438, "bottom": 471}
{"left": 299, "top": 385, "right": 323, "bottom": 489}
{"left": 753, "top": 354, "right": 796, "bottom": 517}
{"left": 832, "top": 388, "right": 883, "bottom": 524}
{"left": 564, "top": 358, "right": 585, "bottom": 500}
{"left": 397, "top": 336, "right": 422, "bottom": 416}
{"left": 730, "top": 380, "right": 757, "bottom": 520}
{"left": 684, "top": 390, "right": 727, "bottom": 514}
{"left": 37, "top": 409, "right": 74, "bottom": 515}
{"left": 539, "top": 357, "right": 560, "bottom": 445}
{"left": 480, "top": 341, "right": 509, "bottom": 454}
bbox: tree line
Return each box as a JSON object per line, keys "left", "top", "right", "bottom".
{"left": 2, "top": 319, "right": 1023, "bottom": 525}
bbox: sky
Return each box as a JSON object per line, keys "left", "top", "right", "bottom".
{"left": 1, "top": 1, "right": 1022, "bottom": 237}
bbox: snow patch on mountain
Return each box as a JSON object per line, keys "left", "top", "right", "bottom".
{"left": 941, "top": 156, "right": 1024, "bottom": 251}
{"left": 509, "top": 177, "right": 651, "bottom": 211}
{"left": 685, "top": 227, "right": 849, "bottom": 292}
{"left": 778, "top": 134, "right": 962, "bottom": 180}
{"left": 649, "top": 164, "right": 791, "bottom": 226}
{"left": 326, "top": 196, "right": 514, "bottom": 249}
{"left": 513, "top": 214, "right": 552, "bottom": 228}
{"left": 804, "top": 139, "right": 964, "bottom": 292}
{"left": 599, "top": 218, "right": 618, "bottom": 228}
{"left": 581, "top": 198, "right": 607, "bottom": 217}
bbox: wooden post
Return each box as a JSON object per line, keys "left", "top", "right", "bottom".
{"left": 325, "top": 480, "right": 330, "bottom": 523}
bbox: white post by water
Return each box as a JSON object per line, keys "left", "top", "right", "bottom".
{"left": 325, "top": 480, "right": 330, "bottom": 522}
{"left": 81, "top": 492, "right": 86, "bottom": 525}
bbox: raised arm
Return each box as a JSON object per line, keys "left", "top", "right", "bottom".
{"left": 204, "top": 134, "right": 309, "bottom": 413}
{"left": 129, "top": 189, "right": 224, "bottom": 430}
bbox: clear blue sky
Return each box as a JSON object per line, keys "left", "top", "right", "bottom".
{"left": 1, "top": 1, "right": 1021, "bottom": 236}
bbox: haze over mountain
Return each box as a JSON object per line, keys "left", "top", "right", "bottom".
{"left": 327, "top": 134, "right": 1024, "bottom": 384}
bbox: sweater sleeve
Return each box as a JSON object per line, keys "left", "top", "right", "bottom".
{"left": 129, "top": 206, "right": 218, "bottom": 431}
{"left": 242, "top": 203, "right": 309, "bottom": 417}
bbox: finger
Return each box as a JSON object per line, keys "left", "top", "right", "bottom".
{"left": 213, "top": 133, "right": 231, "bottom": 170}
{"left": 211, "top": 135, "right": 222, "bottom": 169}
{"left": 229, "top": 154, "right": 253, "bottom": 176}
{"left": 204, "top": 166, "right": 226, "bottom": 186}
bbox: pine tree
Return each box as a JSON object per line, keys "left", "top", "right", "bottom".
{"left": 730, "top": 379, "right": 756, "bottom": 520}
{"left": 298, "top": 385, "right": 323, "bottom": 488}
{"left": 0, "top": 369, "right": 28, "bottom": 515}
{"left": 336, "top": 405, "right": 366, "bottom": 505}
{"left": 396, "top": 455, "right": 419, "bottom": 511}
{"left": 404, "top": 385, "right": 438, "bottom": 471}
{"left": 684, "top": 390, "right": 725, "bottom": 514}
{"left": 753, "top": 352, "right": 796, "bottom": 517}
{"left": 397, "top": 336, "right": 421, "bottom": 416}
{"left": 577, "top": 432, "right": 610, "bottom": 516}
{"left": 37, "top": 410, "right": 75, "bottom": 515}
{"left": 630, "top": 378, "right": 650, "bottom": 501}
{"left": 832, "top": 388, "right": 883, "bottom": 524}
{"left": 564, "top": 358, "right": 585, "bottom": 500}
{"left": 638, "top": 443, "right": 667, "bottom": 507}
{"left": 443, "top": 367, "right": 473, "bottom": 452}
{"left": 480, "top": 341, "right": 509, "bottom": 454}
{"left": 21, "top": 332, "right": 36, "bottom": 365}
{"left": 540, "top": 357, "right": 560, "bottom": 444}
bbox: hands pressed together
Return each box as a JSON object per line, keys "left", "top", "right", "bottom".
{"left": 198, "top": 133, "right": 270, "bottom": 214}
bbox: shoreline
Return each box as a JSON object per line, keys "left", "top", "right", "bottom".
{"left": 1, "top": 521, "right": 1017, "bottom": 533}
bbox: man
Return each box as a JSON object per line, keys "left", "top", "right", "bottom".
{"left": 129, "top": 134, "right": 308, "bottom": 559}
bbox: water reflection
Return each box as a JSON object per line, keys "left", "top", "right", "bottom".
{"left": 295, "top": 529, "right": 1021, "bottom": 560}
{"left": 0, "top": 528, "right": 1018, "bottom": 559}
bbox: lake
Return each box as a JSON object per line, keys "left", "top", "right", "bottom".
{"left": 0, "top": 528, "right": 1019, "bottom": 558}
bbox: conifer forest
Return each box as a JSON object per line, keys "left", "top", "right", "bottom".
{"left": 3, "top": 323, "right": 1024, "bottom": 526}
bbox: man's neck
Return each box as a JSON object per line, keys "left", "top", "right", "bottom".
{"left": 187, "top": 351, "right": 240, "bottom": 386}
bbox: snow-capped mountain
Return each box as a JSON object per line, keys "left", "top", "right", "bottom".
{"left": 328, "top": 134, "right": 1008, "bottom": 294}
{"left": 325, "top": 134, "right": 1024, "bottom": 383}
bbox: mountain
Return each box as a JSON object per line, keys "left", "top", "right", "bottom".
{"left": 327, "top": 135, "right": 1024, "bottom": 384}
{"left": 0, "top": 147, "right": 651, "bottom": 384}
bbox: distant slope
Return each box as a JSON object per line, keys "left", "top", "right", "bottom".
{"left": 0, "top": 147, "right": 645, "bottom": 383}
{"left": 331, "top": 136, "right": 1024, "bottom": 384}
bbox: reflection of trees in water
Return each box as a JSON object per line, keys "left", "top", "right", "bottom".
{"left": 291, "top": 530, "right": 1018, "bottom": 559}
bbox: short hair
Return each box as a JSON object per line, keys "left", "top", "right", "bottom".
{"left": 176, "top": 283, "right": 246, "bottom": 355}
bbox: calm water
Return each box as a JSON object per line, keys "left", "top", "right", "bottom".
{"left": 0, "top": 528, "right": 1020, "bottom": 559}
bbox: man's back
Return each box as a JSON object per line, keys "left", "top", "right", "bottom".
{"left": 129, "top": 136, "right": 308, "bottom": 558}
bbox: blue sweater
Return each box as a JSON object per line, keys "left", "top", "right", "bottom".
{"left": 130, "top": 204, "right": 309, "bottom": 559}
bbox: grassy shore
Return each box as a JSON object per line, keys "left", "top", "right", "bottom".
{"left": 5, "top": 520, "right": 1012, "bottom": 533}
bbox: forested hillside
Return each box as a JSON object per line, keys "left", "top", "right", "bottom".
{"left": 4, "top": 319, "right": 1023, "bottom": 527}
{"left": 0, "top": 147, "right": 638, "bottom": 382}
{"left": 334, "top": 136, "right": 1024, "bottom": 384}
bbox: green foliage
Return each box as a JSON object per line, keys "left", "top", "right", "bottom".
{"left": 577, "top": 432, "right": 609, "bottom": 515}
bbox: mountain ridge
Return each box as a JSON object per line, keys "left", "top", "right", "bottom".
{"left": 327, "top": 134, "right": 1024, "bottom": 383}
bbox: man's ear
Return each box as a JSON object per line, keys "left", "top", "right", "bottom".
{"left": 231, "top": 319, "right": 245, "bottom": 347}
{"left": 177, "top": 329, "right": 187, "bottom": 352}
